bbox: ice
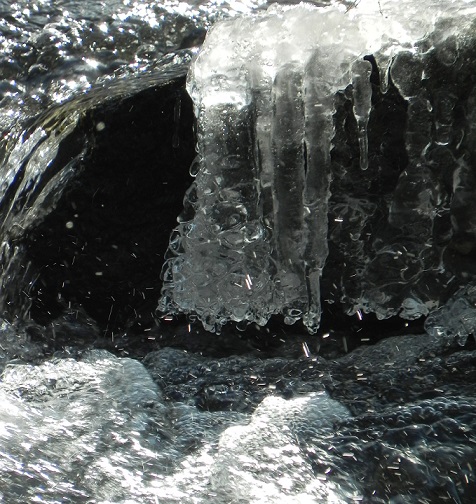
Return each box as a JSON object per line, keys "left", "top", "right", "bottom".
{"left": 1, "top": 339, "right": 475, "bottom": 502}
{"left": 351, "top": 59, "right": 373, "bottom": 170}
{"left": 0, "top": 346, "right": 355, "bottom": 503}
{"left": 424, "top": 285, "right": 476, "bottom": 346}
{"left": 160, "top": 0, "right": 476, "bottom": 333}
{"left": 3, "top": 288, "right": 476, "bottom": 502}
{"left": 0, "top": 350, "right": 172, "bottom": 502}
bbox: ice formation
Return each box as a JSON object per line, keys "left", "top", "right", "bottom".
{"left": 160, "top": 0, "right": 476, "bottom": 333}
{"left": 424, "top": 285, "right": 476, "bottom": 346}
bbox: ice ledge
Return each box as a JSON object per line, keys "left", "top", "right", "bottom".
{"left": 160, "top": 1, "right": 476, "bottom": 336}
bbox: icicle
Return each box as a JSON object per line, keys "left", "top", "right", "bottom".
{"left": 376, "top": 53, "right": 392, "bottom": 94}
{"left": 301, "top": 50, "right": 335, "bottom": 333}
{"left": 352, "top": 59, "right": 372, "bottom": 171}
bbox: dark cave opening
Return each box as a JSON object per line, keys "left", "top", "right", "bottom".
{"left": 26, "top": 75, "right": 196, "bottom": 337}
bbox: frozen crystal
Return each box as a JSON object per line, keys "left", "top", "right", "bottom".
{"left": 351, "top": 59, "right": 373, "bottom": 171}
{"left": 160, "top": 1, "right": 476, "bottom": 333}
{"left": 424, "top": 285, "right": 476, "bottom": 346}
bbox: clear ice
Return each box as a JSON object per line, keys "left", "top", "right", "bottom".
{"left": 160, "top": 0, "right": 476, "bottom": 333}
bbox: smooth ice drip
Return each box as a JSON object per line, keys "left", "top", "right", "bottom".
{"left": 160, "top": 0, "right": 476, "bottom": 333}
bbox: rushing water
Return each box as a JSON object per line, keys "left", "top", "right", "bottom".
{"left": 1, "top": 319, "right": 475, "bottom": 503}
{"left": 0, "top": 1, "right": 475, "bottom": 503}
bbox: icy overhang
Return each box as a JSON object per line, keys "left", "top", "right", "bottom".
{"left": 160, "top": 0, "right": 476, "bottom": 336}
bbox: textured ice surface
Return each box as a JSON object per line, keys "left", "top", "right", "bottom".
{"left": 424, "top": 285, "right": 476, "bottom": 346}
{"left": 160, "top": 0, "right": 476, "bottom": 335}
{"left": 0, "top": 349, "right": 172, "bottom": 503}
{"left": 155, "top": 393, "right": 357, "bottom": 503}
{"left": 0, "top": 346, "right": 354, "bottom": 503}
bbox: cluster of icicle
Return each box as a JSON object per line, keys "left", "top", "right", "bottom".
{"left": 159, "top": 0, "right": 476, "bottom": 333}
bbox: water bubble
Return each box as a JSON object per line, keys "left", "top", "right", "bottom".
{"left": 189, "top": 156, "right": 200, "bottom": 177}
